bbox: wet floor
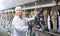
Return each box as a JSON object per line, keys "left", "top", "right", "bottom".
{"left": 0, "top": 30, "right": 10, "bottom": 36}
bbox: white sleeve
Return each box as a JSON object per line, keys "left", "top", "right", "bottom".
{"left": 12, "top": 18, "right": 22, "bottom": 31}
{"left": 22, "top": 26, "right": 28, "bottom": 32}
{"left": 12, "top": 18, "right": 28, "bottom": 31}
{"left": 25, "top": 17, "right": 35, "bottom": 22}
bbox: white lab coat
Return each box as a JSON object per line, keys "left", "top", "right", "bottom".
{"left": 12, "top": 16, "right": 34, "bottom": 36}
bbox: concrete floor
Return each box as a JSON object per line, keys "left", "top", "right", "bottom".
{"left": 0, "top": 30, "right": 10, "bottom": 36}
{"left": 1, "top": 29, "right": 60, "bottom": 36}
{"left": 34, "top": 28, "right": 60, "bottom": 36}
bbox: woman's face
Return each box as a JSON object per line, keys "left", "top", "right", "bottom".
{"left": 15, "top": 9, "right": 22, "bottom": 16}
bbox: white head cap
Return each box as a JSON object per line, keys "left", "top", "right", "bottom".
{"left": 15, "top": 6, "right": 22, "bottom": 11}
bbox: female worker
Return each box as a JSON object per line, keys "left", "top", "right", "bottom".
{"left": 12, "top": 6, "right": 34, "bottom": 36}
